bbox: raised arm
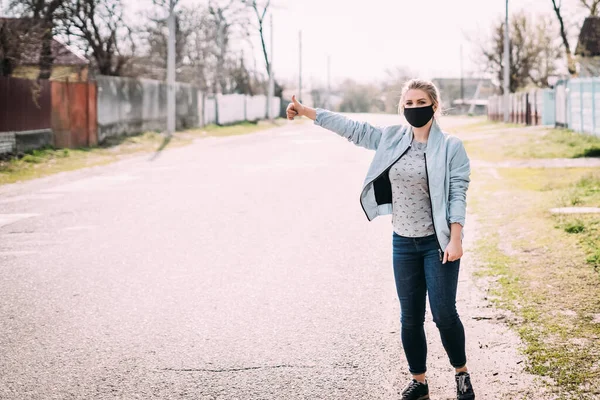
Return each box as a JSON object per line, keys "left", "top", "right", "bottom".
{"left": 286, "top": 95, "right": 383, "bottom": 151}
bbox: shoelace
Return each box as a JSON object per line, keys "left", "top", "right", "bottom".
{"left": 457, "top": 374, "right": 469, "bottom": 393}
{"left": 402, "top": 380, "right": 424, "bottom": 397}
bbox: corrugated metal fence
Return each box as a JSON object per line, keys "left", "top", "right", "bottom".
{"left": 1, "top": 75, "right": 282, "bottom": 154}
{"left": 487, "top": 78, "right": 600, "bottom": 137}
{"left": 0, "top": 76, "right": 97, "bottom": 153}
{"left": 487, "top": 89, "right": 549, "bottom": 125}
{"left": 97, "top": 76, "right": 281, "bottom": 142}
{"left": 565, "top": 78, "right": 600, "bottom": 135}
{"left": 0, "top": 77, "right": 51, "bottom": 132}
{"left": 52, "top": 81, "right": 97, "bottom": 148}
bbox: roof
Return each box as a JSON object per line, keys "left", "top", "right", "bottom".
{"left": 0, "top": 17, "right": 88, "bottom": 66}
{"left": 576, "top": 16, "right": 600, "bottom": 57}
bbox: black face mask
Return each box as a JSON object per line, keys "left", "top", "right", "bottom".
{"left": 404, "top": 105, "right": 435, "bottom": 128}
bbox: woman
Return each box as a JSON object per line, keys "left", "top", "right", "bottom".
{"left": 286, "top": 79, "right": 475, "bottom": 400}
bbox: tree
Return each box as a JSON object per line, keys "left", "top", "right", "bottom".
{"left": 338, "top": 79, "right": 385, "bottom": 113}
{"left": 580, "top": 0, "right": 600, "bottom": 16}
{"left": 531, "top": 16, "right": 563, "bottom": 87}
{"left": 141, "top": 3, "right": 196, "bottom": 80}
{"left": 7, "top": 0, "right": 65, "bottom": 79}
{"left": 479, "top": 11, "right": 562, "bottom": 93}
{"left": 60, "top": 0, "right": 134, "bottom": 76}
{"left": 242, "top": 0, "right": 271, "bottom": 80}
{"left": 380, "top": 66, "right": 413, "bottom": 113}
{"left": 551, "top": 0, "right": 577, "bottom": 75}
{"left": 208, "top": 0, "right": 249, "bottom": 93}
{"left": 131, "top": 0, "right": 255, "bottom": 94}
{"left": 0, "top": 18, "right": 34, "bottom": 76}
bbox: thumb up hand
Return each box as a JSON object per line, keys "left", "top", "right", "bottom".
{"left": 286, "top": 95, "right": 304, "bottom": 120}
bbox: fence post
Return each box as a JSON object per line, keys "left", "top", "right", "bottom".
{"left": 567, "top": 82, "right": 572, "bottom": 129}
{"left": 593, "top": 80, "right": 596, "bottom": 136}
{"left": 580, "top": 81, "right": 584, "bottom": 133}
{"left": 534, "top": 90, "right": 538, "bottom": 125}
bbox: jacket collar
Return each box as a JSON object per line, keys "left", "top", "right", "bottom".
{"left": 402, "top": 118, "right": 442, "bottom": 152}
{"left": 428, "top": 119, "right": 442, "bottom": 152}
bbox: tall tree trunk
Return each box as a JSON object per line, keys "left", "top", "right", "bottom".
{"left": 248, "top": 0, "right": 270, "bottom": 79}
{"left": 580, "top": 0, "right": 600, "bottom": 16}
{"left": 37, "top": 21, "right": 53, "bottom": 80}
{"left": 258, "top": 22, "right": 269, "bottom": 76}
{"left": 551, "top": 0, "right": 577, "bottom": 75}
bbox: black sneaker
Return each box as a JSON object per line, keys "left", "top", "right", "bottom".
{"left": 400, "top": 379, "right": 430, "bottom": 400}
{"left": 455, "top": 371, "right": 475, "bottom": 399}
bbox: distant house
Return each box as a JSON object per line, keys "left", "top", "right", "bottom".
{"left": 0, "top": 18, "right": 89, "bottom": 82}
{"left": 432, "top": 78, "right": 495, "bottom": 115}
{"left": 575, "top": 16, "right": 600, "bottom": 77}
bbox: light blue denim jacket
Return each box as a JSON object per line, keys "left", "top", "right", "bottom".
{"left": 314, "top": 109, "right": 471, "bottom": 251}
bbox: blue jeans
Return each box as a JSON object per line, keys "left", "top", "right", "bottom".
{"left": 392, "top": 232, "right": 467, "bottom": 375}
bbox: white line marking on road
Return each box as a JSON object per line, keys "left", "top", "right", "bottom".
{"left": 279, "top": 131, "right": 302, "bottom": 136}
{"left": 61, "top": 225, "right": 97, "bottom": 232}
{"left": 0, "top": 250, "right": 39, "bottom": 256}
{"left": 0, "top": 214, "right": 40, "bottom": 228}
{"left": 292, "top": 139, "right": 324, "bottom": 144}
{"left": 42, "top": 175, "right": 140, "bottom": 193}
{"left": 0, "top": 193, "right": 64, "bottom": 204}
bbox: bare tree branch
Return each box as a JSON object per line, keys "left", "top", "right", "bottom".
{"left": 580, "top": 0, "right": 600, "bottom": 16}
{"left": 243, "top": 0, "right": 271, "bottom": 77}
{"left": 58, "top": 0, "right": 134, "bottom": 76}
{"left": 474, "top": 11, "right": 562, "bottom": 92}
{"left": 551, "top": 0, "right": 577, "bottom": 75}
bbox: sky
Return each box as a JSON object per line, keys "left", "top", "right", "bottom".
{"left": 2, "top": 0, "right": 587, "bottom": 88}
{"left": 257, "top": 0, "right": 582, "bottom": 88}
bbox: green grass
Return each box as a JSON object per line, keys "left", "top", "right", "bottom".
{"left": 506, "top": 127, "right": 600, "bottom": 159}
{"left": 455, "top": 118, "right": 522, "bottom": 133}
{"left": 496, "top": 167, "right": 600, "bottom": 271}
{"left": 455, "top": 119, "right": 600, "bottom": 160}
{"left": 0, "top": 119, "right": 287, "bottom": 186}
{"left": 474, "top": 222, "right": 600, "bottom": 397}
{"left": 470, "top": 162, "right": 600, "bottom": 397}
{"left": 199, "top": 120, "right": 285, "bottom": 136}
{"left": 456, "top": 120, "right": 600, "bottom": 396}
{"left": 555, "top": 214, "right": 600, "bottom": 272}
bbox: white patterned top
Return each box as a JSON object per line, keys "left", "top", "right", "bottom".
{"left": 388, "top": 140, "right": 435, "bottom": 237}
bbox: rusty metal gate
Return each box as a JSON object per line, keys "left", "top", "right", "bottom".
{"left": 51, "top": 81, "right": 97, "bottom": 148}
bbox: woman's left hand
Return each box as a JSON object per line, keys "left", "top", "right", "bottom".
{"left": 443, "top": 239, "right": 463, "bottom": 264}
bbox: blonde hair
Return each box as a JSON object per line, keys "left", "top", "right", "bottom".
{"left": 398, "top": 78, "right": 443, "bottom": 118}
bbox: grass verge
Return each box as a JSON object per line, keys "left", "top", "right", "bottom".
{"left": 465, "top": 119, "right": 600, "bottom": 399}
{"left": 0, "top": 119, "right": 289, "bottom": 186}
{"left": 471, "top": 166, "right": 600, "bottom": 399}
{"left": 455, "top": 120, "right": 600, "bottom": 160}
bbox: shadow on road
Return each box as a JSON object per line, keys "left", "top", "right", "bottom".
{"left": 148, "top": 136, "right": 172, "bottom": 161}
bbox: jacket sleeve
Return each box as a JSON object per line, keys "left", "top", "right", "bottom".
{"left": 447, "top": 139, "right": 471, "bottom": 226}
{"left": 314, "top": 108, "right": 383, "bottom": 150}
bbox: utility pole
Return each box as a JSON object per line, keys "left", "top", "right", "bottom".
{"left": 503, "top": 0, "right": 510, "bottom": 122}
{"left": 267, "top": 14, "right": 274, "bottom": 120}
{"left": 298, "top": 30, "right": 302, "bottom": 103}
{"left": 167, "top": 0, "right": 176, "bottom": 136}
{"left": 460, "top": 43, "right": 464, "bottom": 111}
{"left": 327, "top": 54, "right": 331, "bottom": 109}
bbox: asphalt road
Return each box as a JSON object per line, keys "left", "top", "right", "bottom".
{"left": 0, "top": 115, "right": 540, "bottom": 399}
